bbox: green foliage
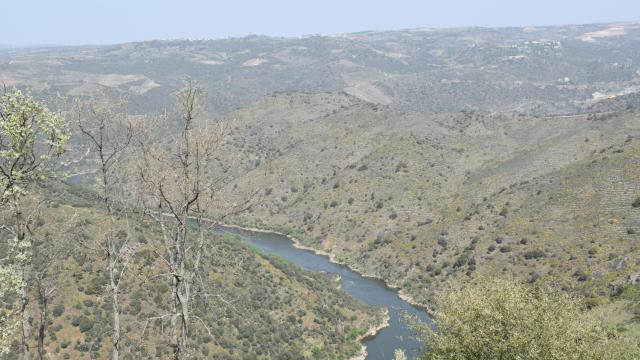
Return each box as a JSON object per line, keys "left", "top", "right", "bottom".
{"left": 0, "top": 266, "right": 20, "bottom": 354}
{"left": 0, "top": 88, "right": 68, "bottom": 355}
{"left": 394, "top": 349, "right": 408, "bottom": 360}
{"left": 422, "top": 278, "right": 640, "bottom": 360}
{"left": 52, "top": 304, "right": 65, "bottom": 317}
{"left": 523, "top": 250, "right": 546, "bottom": 260}
{"left": 0, "top": 88, "right": 68, "bottom": 202}
{"left": 78, "top": 317, "right": 94, "bottom": 333}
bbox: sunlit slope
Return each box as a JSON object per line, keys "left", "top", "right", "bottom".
{"left": 222, "top": 92, "right": 639, "bottom": 313}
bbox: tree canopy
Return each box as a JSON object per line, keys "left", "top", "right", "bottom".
{"left": 422, "top": 278, "right": 639, "bottom": 360}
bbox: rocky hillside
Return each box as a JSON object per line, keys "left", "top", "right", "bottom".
{"left": 215, "top": 91, "right": 640, "bottom": 333}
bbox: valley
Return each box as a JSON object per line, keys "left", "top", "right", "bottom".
{"left": 2, "top": 20, "right": 640, "bottom": 359}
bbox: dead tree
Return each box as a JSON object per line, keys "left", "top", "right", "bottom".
{"left": 136, "top": 79, "right": 257, "bottom": 359}
{"left": 76, "top": 98, "right": 135, "bottom": 360}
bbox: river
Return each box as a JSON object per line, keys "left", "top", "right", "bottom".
{"left": 217, "top": 226, "right": 430, "bottom": 360}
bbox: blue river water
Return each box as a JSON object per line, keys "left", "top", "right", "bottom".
{"left": 217, "top": 226, "right": 430, "bottom": 360}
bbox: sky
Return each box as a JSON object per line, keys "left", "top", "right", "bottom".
{"left": 2, "top": 0, "right": 640, "bottom": 46}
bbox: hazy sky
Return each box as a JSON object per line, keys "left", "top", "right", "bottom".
{"left": 3, "top": 0, "right": 640, "bottom": 46}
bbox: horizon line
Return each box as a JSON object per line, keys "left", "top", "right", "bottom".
{"left": 2, "top": 19, "right": 639, "bottom": 49}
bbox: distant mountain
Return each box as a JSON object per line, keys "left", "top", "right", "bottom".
{"left": 2, "top": 21, "right": 640, "bottom": 115}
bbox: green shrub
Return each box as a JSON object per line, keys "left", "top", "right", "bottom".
{"left": 632, "top": 197, "right": 640, "bottom": 208}
{"left": 79, "top": 317, "right": 94, "bottom": 333}
{"left": 71, "top": 317, "right": 81, "bottom": 327}
{"left": 421, "top": 278, "right": 639, "bottom": 360}
{"left": 52, "top": 304, "right": 65, "bottom": 317}
{"left": 523, "top": 250, "right": 546, "bottom": 260}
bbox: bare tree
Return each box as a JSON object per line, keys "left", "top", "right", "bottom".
{"left": 135, "top": 80, "right": 257, "bottom": 359}
{"left": 75, "top": 98, "right": 135, "bottom": 360}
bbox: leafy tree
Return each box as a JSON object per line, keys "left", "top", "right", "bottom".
{"left": 420, "top": 278, "right": 639, "bottom": 360}
{"left": 394, "top": 349, "right": 408, "bottom": 360}
{"left": 0, "top": 89, "right": 68, "bottom": 359}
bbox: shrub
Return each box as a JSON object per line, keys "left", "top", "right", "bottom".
{"left": 52, "top": 304, "right": 65, "bottom": 317}
{"left": 421, "top": 278, "right": 639, "bottom": 360}
{"left": 523, "top": 250, "right": 546, "bottom": 260}
{"left": 71, "top": 317, "right": 81, "bottom": 327}
{"left": 79, "top": 317, "right": 94, "bottom": 333}
{"left": 453, "top": 256, "right": 468, "bottom": 268}
{"left": 632, "top": 197, "right": 640, "bottom": 208}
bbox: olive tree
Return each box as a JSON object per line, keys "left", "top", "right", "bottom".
{"left": 420, "top": 278, "right": 639, "bottom": 360}
{"left": 0, "top": 89, "right": 68, "bottom": 360}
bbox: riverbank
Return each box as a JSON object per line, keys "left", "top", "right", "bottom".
{"left": 219, "top": 222, "right": 433, "bottom": 359}
{"left": 350, "top": 309, "right": 391, "bottom": 360}
{"left": 220, "top": 223, "right": 432, "bottom": 313}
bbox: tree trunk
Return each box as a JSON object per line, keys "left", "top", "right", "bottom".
{"left": 170, "top": 274, "right": 179, "bottom": 360}
{"left": 108, "top": 253, "right": 120, "bottom": 360}
{"left": 20, "top": 283, "right": 30, "bottom": 360}
{"left": 36, "top": 287, "right": 48, "bottom": 360}
{"left": 178, "top": 287, "right": 189, "bottom": 358}
{"left": 14, "top": 202, "right": 31, "bottom": 360}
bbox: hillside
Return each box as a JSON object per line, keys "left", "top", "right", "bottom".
{"left": 210, "top": 91, "right": 640, "bottom": 333}
{"left": 3, "top": 22, "right": 640, "bottom": 115}
{"left": 0, "top": 183, "right": 383, "bottom": 360}
{"left": 3, "top": 20, "right": 640, "bottom": 358}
